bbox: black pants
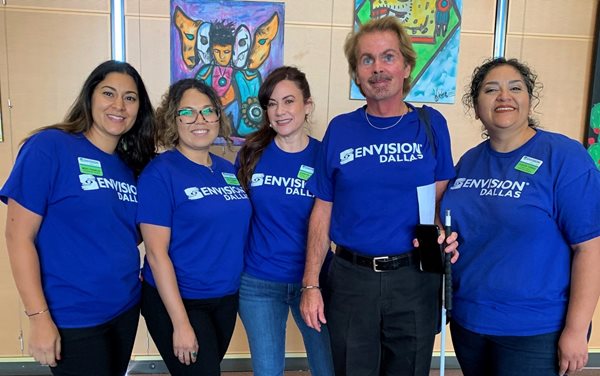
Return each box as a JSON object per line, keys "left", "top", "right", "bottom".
{"left": 326, "top": 255, "right": 440, "bottom": 376}
{"left": 51, "top": 303, "right": 140, "bottom": 376}
{"left": 141, "top": 282, "right": 238, "bottom": 376}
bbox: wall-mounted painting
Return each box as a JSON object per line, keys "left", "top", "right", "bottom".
{"left": 585, "top": 7, "right": 600, "bottom": 170}
{"left": 351, "top": 0, "right": 462, "bottom": 104}
{"left": 171, "top": 0, "right": 285, "bottom": 144}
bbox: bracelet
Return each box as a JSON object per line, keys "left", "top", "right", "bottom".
{"left": 25, "top": 308, "right": 49, "bottom": 317}
{"left": 300, "top": 285, "right": 321, "bottom": 292}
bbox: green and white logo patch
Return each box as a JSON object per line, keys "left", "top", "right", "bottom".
{"left": 297, "top": 165, "right": 314, "bottom": 180}
{"left": 78, "top": 157, "right": 103, "bottom": 176}
{"left": 222, "top": 172, "right": 240, "bottom": 186}
{"left": 514, "top": 155, "right": 543, "bottom": 175}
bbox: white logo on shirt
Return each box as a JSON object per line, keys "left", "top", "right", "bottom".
{"left": 184, "top": 187, "right": 204, "bottom": 200}
{"left": 251, "top": 173, "right": 265, "bottom": 187}
{"left": 339, "top": 143, "right": 424, "bottom": 165}
{"left": 79, "top": 174, "right": 99, "bottom": 190}
{"left": 450, "top": 178, "right": 529, "bottom": 199}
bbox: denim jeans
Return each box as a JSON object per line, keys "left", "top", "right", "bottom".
{"left": 238, "top": 273, "right": 334, "bottom": 376}
{"left": 451, "top": 321, "right": 561, "bottom": 376}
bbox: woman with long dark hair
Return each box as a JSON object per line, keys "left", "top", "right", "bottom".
{"left": 1, "top": 60, "right": 156, "bottom": 375}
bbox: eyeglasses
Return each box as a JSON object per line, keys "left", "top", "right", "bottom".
{"left": 176, "top": 107, "right": 221, "bottom": 124}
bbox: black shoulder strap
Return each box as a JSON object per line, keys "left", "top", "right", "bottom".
{"left": 417, "top": 106, "right": 436, "bottom": 158}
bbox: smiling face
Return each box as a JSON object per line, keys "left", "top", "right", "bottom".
{"left": 176, "top": 88, "right": 220, "bottom": 153}
{"left": 354, "top": 30, "right": 411, "bottom": 106}
{"left": 475, "top": 64, "right": 532, "bottom": 136}
{"left": 88, "top": 72, "right": 139, "bottom": 151}
{"left": 266, "top": 79, "right": 312, "bottom": 139}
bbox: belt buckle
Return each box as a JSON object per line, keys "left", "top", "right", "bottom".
{"left": 372, "top": 256, "right": 389, "bottom": 272}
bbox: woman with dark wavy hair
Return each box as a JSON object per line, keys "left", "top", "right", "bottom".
{"left": 1, "top": 60, "right": 157, "bottom": 375}
{"left": 236, "top": 66, "right": 334, "bottom": 376}
{"left": 442, "top": 58, "right": 600, "bottom": 376}
{"left": 137, "top": 78, "right": 251, "bottom": 376}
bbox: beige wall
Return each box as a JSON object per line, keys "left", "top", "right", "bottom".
{"left": 0, "top": 0, "right": 597, "bottom": 361}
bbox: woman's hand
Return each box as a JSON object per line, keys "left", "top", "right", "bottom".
{"left": 173, "top": 322, "right": 199, "bottom": 365}
{"left": 28, "top": 313, "right": 61, "bottom": 367}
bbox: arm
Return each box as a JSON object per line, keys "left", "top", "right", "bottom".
{"left": 557, "top": 236, "right": 600, "bottom": 376}
{"left": 140, "top": 223, "right": 198, "bottom": 365}
{"left": 300, "top": 198, "right": 332, "bottom": 332}
{"left": 5, "top": 199, "right": 60, "bottom": 367}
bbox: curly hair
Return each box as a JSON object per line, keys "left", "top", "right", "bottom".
{"left": 463, "top": 57, "right": 542, "bottom": 128}
{"left": 155, "top": 78, "right": 231, "bottom": 150}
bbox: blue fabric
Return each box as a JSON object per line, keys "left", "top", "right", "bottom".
{"left": 240, "top": 137, "right": 320, "bottom": 283}
{"left": 137, "top": 149, "right": 252, "bottom": 299}
{"left": 308, "top": 104, "right": 455, "bottom": 255}
{"left": 451, "top": 321, "right": 561, "bottom": 376}
{"left": 238, "top": 273, "right": 334, "bottom": 376}
{"left": 0, "top": 129, "right": 141, "bottom": 328}
{"left": 442, "top": 130, "right": 600, "bottom": 336}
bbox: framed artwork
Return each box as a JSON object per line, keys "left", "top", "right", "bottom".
{"left": 170, "top": 0, "right": 285, "bottom": 144}
{"left": 351, "top": 0, "right": 462, "bottom": 104}
{"left": 585, "top": 6, "right": 600, "bottom": 170}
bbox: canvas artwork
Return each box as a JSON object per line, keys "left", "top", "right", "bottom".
{"left": 351, "top": 0, "right": 462, "bottom": 104}
{"left": 585, "top": 9, "right": 600, "bottom": 170}
{"left": 171, "top": 0, "right": 285, "bottom": 144}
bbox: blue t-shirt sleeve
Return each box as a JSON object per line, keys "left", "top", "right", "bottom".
{"left": 0, "top": 136, "right": 55, "bottom": 216}
{"left": 555, "top": 166, "right": 600, "bottom": 245}
{"left": 136, "top": 168, "right": 174, "bottom": 228}
{"left": 427, "top": 106, "right": 455, "bottom": 181}
{"left": 307, "top": 129, "right": 334, "bottom": 202}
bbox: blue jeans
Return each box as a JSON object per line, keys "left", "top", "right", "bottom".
{"left": 451, "top": 321, "right": 561, "bottom": 376}
{"left": 239, "top": 273, "right": 334, "bottom": 376}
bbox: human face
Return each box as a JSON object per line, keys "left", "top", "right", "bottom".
{"left": 212, "top": 44, "right": 232, "bottom": 66}
{"left": 266, "top": 80, "right": 311, "bottom": 139}
{"left": 89, "top": 72, "right": 139, "bottom": 150}
{"left": 475, "top": 65, "right": 531, "bottom": 136}
{"left": 355, "top": 31, "right": 411, "bottom": 105}
{"left": 176, "top": 88, "right": 220, "bottom": 152}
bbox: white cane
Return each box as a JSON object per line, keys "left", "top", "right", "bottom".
{"left": 440, "top": 209, "right": 453, "bottom": 376}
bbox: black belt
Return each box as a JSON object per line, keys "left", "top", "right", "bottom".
{"left": 336, "top": 246, "right": 416, "bottom": 272}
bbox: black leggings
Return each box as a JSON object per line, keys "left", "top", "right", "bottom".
{"left": 51, "top": 304, "right": 139, "bottom": 376}
{"left": 141, "top": 282, "right": 238, "bottom": 376}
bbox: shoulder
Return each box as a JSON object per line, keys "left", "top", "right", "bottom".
{"left": 533, "top": 130, "right": 595, "bottom": 169}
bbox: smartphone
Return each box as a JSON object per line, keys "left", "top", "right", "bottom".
{"left": 415, "top": 224, "right": 444, "bottom": 274}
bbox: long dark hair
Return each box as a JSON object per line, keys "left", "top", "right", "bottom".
{"left": 26, "top": 60, "right": 157, "bottom": 176}
{"left": 236, "top": 66, "right": 312, "bottom": 192}
{"left": 155, "top": 78, "right": 232, "bottom": 149}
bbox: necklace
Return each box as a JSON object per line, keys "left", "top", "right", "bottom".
{"left": 364, "top": 108, "right": 406, "bottom": 130}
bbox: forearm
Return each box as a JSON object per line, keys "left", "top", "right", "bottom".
{"left": 146, "top": 250, "right": 191, "bottom": 329}
{"left": 5, "top": 200, "right": 48, "bottom": 315}
{"left": 565, "top": 237, "right": 600, "bottom": 333}
{"left": 302, "top": 199, "right": 332, "bottom": 286}
{"left": 141, "top": 224, "right": 190, "bottom": 330}
{"left": 7, "top": 240, "right": 49, "bottom": 315}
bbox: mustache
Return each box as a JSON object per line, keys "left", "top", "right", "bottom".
{"left": 367, "top": 72, "right": 393, "bottom": 84}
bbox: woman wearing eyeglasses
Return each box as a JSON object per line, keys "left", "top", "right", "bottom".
{"left": 137, "top": 79, "right": 252, "bottom": 376}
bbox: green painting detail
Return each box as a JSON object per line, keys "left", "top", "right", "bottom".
{"left": 588, "top": 102, "right": 600, "bottom": 170}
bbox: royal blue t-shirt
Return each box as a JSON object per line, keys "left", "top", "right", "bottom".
{"left": 442, "top": 130, "right": 600, "bottom": 336}
{"left": 0, "top": 129, "right": 141, "bottom": 328}
{"left": 137, "top": 149, "right": 252, "bottom": 299}
{"left": 309, "top": 105, "right": 455, "bottom": 255}
{"left": 240, "top": 137, "right": 319, "bottom": 283}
